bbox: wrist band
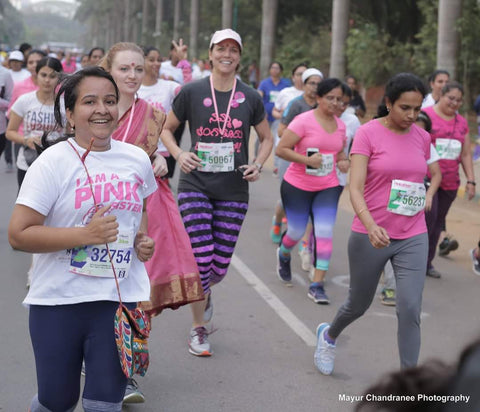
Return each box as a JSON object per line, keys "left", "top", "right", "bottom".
{"left": 467, "top": 181, "right": 476, "bottom": 186}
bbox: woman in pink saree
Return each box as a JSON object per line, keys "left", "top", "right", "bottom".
{"left": 101, "top": 42, "right": 203, "bottom": 319}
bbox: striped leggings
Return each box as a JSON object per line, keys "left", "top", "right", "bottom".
{"left": 178, "top": 191, "right": 248, "bottom": 294}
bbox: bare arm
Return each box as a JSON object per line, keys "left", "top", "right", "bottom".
{"left": 349, "top": 154, "right": 390, "bottom": 248}
{"left": 275, "top": 128, "right": 323, "bottom": 168}
{"left": 239, "top": 118, "right": 273, "bottom": 182}
{"left": 425, "top": 161, "right": 441, "bottom": 211}
{"left": 134, "top": 199, "right": 155, "bottom": 262}
{"left": 460, "top": 137, "right": 476, "bottom": 200}
{"left": 8, "top": 204, "right": 119, "bottom": 253}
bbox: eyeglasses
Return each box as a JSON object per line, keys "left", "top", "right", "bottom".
{"left": 306, "top": 81, "right": 320, "bottom": 87}
{"left": 324, "top": 95, "right": 343, "bottom": 104}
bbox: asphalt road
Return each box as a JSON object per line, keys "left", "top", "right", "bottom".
{"left": 1, "top": 156, "right": 479, "bottom": 412}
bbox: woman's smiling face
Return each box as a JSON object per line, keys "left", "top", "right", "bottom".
{"left": 67, "top": 76, "right": 119, "bottom": 151}
{"left": 110, "top": 50, "right": 145, "bottom": 96}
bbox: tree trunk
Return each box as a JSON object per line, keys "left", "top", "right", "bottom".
{"left": 141, "top": 0, "right": 148, "bottom": 45}
{"left": 190, "top": 0, "right": 199, "bottom": 59}
{"left": 173, "top": 0, "right": 181, "bottom": 41}
{"left": 222, "top": 0, "right": 233, "bottom": 28}
{"left": 154, "top": 0, "right": 164, "bottom": 48}
{"left": 123, "top": 0, "right": 131, "bottom": 41}
{"left": 329, "top": 0, "right": 350, "bottom": 79}
{"left": 437, "top": 0, "right": 462, "bottom": 79}
{"left": 259, "top": 0, "right": 278, "bottom": 79}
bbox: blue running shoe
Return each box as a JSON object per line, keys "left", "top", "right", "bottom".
{"left": 314, "top": 323, "right": 335, "bottom": 375}
{"left": 308, "top": 282, "right": 330, "bottom": 304}
{"left": 276, "top": 247, "right": 292, "bottom": 283}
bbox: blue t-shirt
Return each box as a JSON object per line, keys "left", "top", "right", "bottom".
{"left": 257, "top": 77, "right": 291, "bottom": 123}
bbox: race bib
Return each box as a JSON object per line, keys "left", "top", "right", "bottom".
{"left": 69, "top": 231, "right": 134, "bottom": 278}
{"left": 197, "top": 142, "right": 234, "bottom": 173}
{"left": 387, "top": 180, "right": 426, "bottom": 216}
{"left": 435, "top": 138, "right": 462, "bottom": 160}
{"left": 306, "top": 153, "right": 334, "bottom": 177}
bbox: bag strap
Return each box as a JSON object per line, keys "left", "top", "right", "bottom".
{"left": 67, "top": 138, "right": 124, "bottom": 305}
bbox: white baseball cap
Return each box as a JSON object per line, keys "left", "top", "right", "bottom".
{"left": 209, "top": 29, "right": 243, "bottom": 51}
{"left": 302, "top": 68, "right": 323, "bottom": 84}
{"left": 9, "top": 50, "right": 24, "bottom": 62}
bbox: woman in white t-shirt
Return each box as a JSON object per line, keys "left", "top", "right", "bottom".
{"left": 8, "top": 67, "right": 157, "bottom": 412}
{"left": 6, "top": 57, "right": 64, "bottom": 188}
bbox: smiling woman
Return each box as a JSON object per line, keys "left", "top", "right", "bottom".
{"left": 160, "top": 28, "right": 273, "bottom": 358}
{"left": 8, "top": 66, "right": 157, "bottom": 411}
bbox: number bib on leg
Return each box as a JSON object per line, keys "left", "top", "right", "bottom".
{"left": 197, "top": 142, "right": 234, "bottom": 173}
{"left": 306, "top": 153, "right": 334, "bottom": 177}
{"left": 387, "top": 180, "right": 426, "bottom": 216}
{"left": 69, "top": 231, "right": 134, "bottom": 278}
{"left": 435, "top": 138, "right": 462, "bottom": 160}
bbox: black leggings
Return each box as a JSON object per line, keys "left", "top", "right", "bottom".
{"left": 29, "top": 301, "right": 135, "bottom": 411}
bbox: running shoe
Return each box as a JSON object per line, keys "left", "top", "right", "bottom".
{"left": 204, "top": 293, "right": 213, "bottom": 323}
{"left": 308, "top": 282, "right": 330, "bottom": 304}
{"left": 470, "top": 249, "right": 480, "bottom": 276}
{"left": 438, "top": 236, "right": 459, "bottom": 256}
{"left": 123, "top": 378, "right": 145, "bottom": 404}
{"left": 276, "top": 247, "right": 292, "bottom": 283}
{"left": 380, "top": 288, "right": 396, "bottom": 306}
{"left": 270, "top": 216, "right": 282, "bottom": 244}
{"left": 299, "top": 244, "right": 313, "bottom": 272}
{"left": 426, "top": 267, "right": 442, "bottom": 278}
{"left": 188, "top": 326, "right": 212, "bottom": 357}
{"left": 314, "top": 323, "right": 336, "bottom": 375}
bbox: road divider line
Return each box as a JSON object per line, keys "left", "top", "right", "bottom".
{"left": 231, "top": 254, "right": 317, "bottom": 347}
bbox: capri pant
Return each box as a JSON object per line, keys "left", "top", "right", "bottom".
{"left": 329, "top": 232, "right": 428, "bottom": 369}
{"left": 178, "top": 191, "right": 248, "bottom": 294}
{"left": 280, "top": 180, "right": 342, "bottom": 270}
{"left": 29, "top": 301, "right": 135, "bottom": 412}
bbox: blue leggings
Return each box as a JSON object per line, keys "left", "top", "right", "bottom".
{"left": 29, "top": 301, "right": 135, "bottom": 412}
{"left": 280, "top": 180, "right": 342, "bottom": 270}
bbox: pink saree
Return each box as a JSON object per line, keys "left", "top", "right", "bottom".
{"left": 112, "top": 99, "right": 204, "bottom": 316}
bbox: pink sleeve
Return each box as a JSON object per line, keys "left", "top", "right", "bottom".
{"left": 350, "top": 125, "right": 372, "bottom": 157}
{"left": 287, "top": 112, "right": 307, "bottom": 139}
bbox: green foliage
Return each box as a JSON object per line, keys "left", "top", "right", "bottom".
{"left": 273, "top": 16, "right": 331, "bottom": 78}
{"left": 410, "top": 0, "right": 438, "bottom": 80}
{"left": 345, "top": 23, "right": 413, "bottom": 87}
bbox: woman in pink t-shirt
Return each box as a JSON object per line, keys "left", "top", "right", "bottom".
{"left": 314, "top": 73, "right": 441, "bottom": 376}
{"left": 275, "top": 78, "right": 348, "bottom": 304}
{"left": 423, "top": 82, "right": 476, "bottom": 278}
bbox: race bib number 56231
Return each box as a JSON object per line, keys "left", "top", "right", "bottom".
{"left": 387, "top": 180, "right": 426, "bottom": 216}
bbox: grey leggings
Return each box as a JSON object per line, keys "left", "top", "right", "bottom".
{"left": 329, "top": 231, "right": 428, "bottom": 369}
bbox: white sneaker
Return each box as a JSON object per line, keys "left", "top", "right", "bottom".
{"left": 188, "top": 326, "right": 212, "bottom": 356}
{"left": 299, "top": 248, "right": 313, "bottom": 272}
{"left": 314, "top": 323, "right": 335, "bottom": 375}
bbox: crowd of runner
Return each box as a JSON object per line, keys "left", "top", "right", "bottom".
{"left": 1, "top": 28, "right": 479, "bottom": 411}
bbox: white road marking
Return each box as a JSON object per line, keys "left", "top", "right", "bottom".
{"left": 231, "top": 254, "right": 317, "bottom": 347}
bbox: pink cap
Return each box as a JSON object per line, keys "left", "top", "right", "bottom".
{"left": 209, "top": 29, "right": 243, "bottom": 51}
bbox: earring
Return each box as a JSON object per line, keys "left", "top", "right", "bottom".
{"left": 387, "top": 106, "right": 391, "bottom": 112}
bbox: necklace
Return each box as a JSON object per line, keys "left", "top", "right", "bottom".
{"left": 209, "top": 75, "right": 237, "bottom": 140}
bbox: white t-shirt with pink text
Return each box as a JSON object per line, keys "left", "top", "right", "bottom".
{"left": 350, "top": 119, "right": 431, "bottom": 239}
{"left": 18, "top": 138, "right": 157, "bottom": 306}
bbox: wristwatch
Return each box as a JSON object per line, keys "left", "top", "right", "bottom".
{"left": 254, "top": 162, "right": 263, "bottom": 172}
